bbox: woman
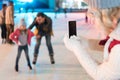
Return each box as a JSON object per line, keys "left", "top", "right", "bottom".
{"left": 64, "top": 7, "right": 120, "bottom": 80}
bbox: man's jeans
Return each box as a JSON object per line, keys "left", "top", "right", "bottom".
{"left": 34, "top": 34, "right": 54, "bottom": 56}
{"left": 6, "top": 24, "right": 14, "bottom": 43}
{"left": 1, "top": 24, "right": 6, "bottom": 39}
{"left": 16, "top": 45, "right": 31, "bottom": 66}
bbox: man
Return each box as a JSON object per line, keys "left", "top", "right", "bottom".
{"left": 29, "top": 12, "right": 55, "bottom": 64}
{"left": 5, "top": 1, "right": 14, "bottom": 44}
{"left": 0, "top": 4, "right": 7, "bottom": 44}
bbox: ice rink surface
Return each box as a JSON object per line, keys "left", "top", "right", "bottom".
{"left": 0, "top": 12, "right": 104, "bottom": 80}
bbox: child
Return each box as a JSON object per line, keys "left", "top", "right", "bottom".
{"left": 9, "top": 18, "right": 34, "bottom": 72}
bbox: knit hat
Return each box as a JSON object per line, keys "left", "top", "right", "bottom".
{"left": 109, "top": 22, "right": 120, "bottom": 40}
{"left": 18, "top": 18, "right": 26, "bottom": 27}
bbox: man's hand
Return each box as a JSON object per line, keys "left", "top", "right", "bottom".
{"left": 36, "top": 35, "right": 41, "bottom": 39}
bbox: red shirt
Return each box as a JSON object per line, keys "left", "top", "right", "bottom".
{"left": 99, "top": 36, "right": 120, "bottom": 53}
{"left": 9, "top": 29, "right": 34, "bottom": 45}
{"left": 108, "top": 39, "right": 120, "bottom": 53}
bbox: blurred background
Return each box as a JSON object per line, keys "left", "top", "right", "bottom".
{"left": 0, "top": 0, "right": 88, "bottom": 13}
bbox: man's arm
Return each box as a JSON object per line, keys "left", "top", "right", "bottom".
{"left": 28, "top": 18, "right": 36, "bottom": 29}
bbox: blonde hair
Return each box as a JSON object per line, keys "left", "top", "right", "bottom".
{"left": 110, "top": 7, "right": 120, "bottom": 20}
{"left": 99, "top": 7, "right": 120, "bottom": 35}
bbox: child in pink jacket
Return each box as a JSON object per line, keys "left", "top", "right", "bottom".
{"left": 9, "top": 18, "right": 34, "bottom": 72}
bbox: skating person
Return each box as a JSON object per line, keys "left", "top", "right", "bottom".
{"left": 85, "top": 12, "right": 88, "bottom": 23}
{"left": 5, "top": 1, "right": 14, "bottom": 44}
{"left": 0, "top": 4, "right": 7, "bottom": 44}
{"left": 9, "top": 18, "right": 34, "bottom": 72}
{"left": 29, "top": 12, "right": 55, "bottom": 65}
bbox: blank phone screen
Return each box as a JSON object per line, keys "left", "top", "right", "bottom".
{"left": 68, "top": 21, "right": 77, "bottom": 38}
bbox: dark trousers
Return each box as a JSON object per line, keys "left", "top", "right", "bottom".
{"left": 6, "top": 24, "right": 14, "bottom": 43}
{"left": 0, "top": 24, "right": 6, "bottom": 39}
{"left": 34, "top": 34, "right": 54, "bottom": 57}
{"left": 15, "top": 45, "right": 31, "bottom": 66}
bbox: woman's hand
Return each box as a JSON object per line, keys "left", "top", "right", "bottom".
{"left": 63, "top": 34, "right": 81, "bottom": 51}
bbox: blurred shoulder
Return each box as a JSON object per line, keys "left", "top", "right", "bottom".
{"left": 111, "top": 44, "right": 120, "bottom": 54}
